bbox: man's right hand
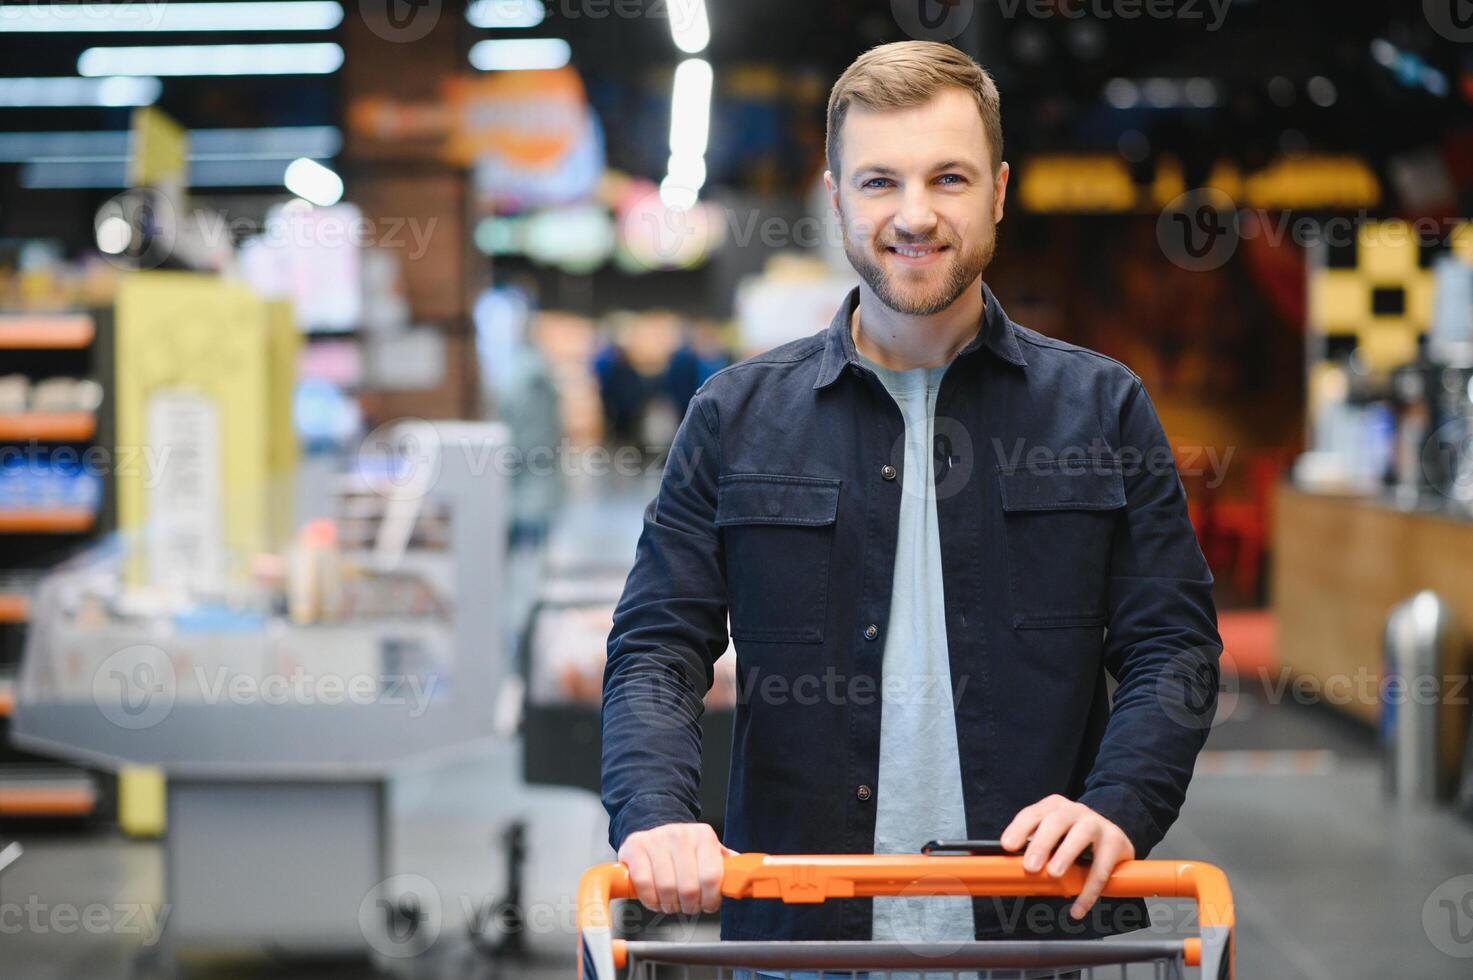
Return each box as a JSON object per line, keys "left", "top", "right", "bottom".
{"left": 617, "top": 822, "right": 737, "bottom": 915}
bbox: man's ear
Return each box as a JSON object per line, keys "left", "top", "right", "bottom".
{"left": 824, "top": 170, "right": 840, "bottom": 213}
{"left": 993, "top": 160, "right": 1010, "bottom": 225}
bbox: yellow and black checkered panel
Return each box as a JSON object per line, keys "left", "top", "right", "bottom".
{"left": 1306, "top": 219, "right": 1461, "bottom": 371}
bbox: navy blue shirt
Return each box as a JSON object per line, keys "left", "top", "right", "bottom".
{"left": 601, "top": 283, "right": 1222, "bottom": 942}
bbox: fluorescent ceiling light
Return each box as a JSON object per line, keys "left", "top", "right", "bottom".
{"left": 670, "top": 0, "right": 710, "bottom": 54}
{"left": 79, "top": 42, "right": 344, "bottom": 77}
{"left": 468, "top": 38, "right": 571, "bottom": 71}
{"left": 666, "top": 152, "right": 706, "bottom": 193}
{"left": 0, "top": 127, "right": 341, "bottom": 162}
{"left": 284, "top": 157, "right": 344, "bottom": 206}
{"left": 1104, "top": 78, "right": 1138, "bottom": 109}
{"left": 466, "top": 0, "right": 545, "bottom": 29}
{"left": 669, "top": 58, "right": 712, "bottom": 158}
{"left": 659, "top": 178, "right": 698, "bottom": 212}
{"left": 0, "top": 77, "right": 161, "bottom": 108}
{"left": 1, "top": 2, "right": 342, "bottom": 32}
{"left": 22, "top": 157, "right": 336, "bottom": 188}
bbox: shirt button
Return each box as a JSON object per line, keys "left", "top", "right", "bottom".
{"left": 880, "top": 464, "right": 897, "bottom": 481}
{"left": 856, "top": 784, "right": 873, "bottom": 801}
{"left": 864, "top": 624, "right": 879, "bottom": 641}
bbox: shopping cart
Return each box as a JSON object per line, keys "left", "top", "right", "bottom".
{"left": 577, "top": 846, "right": 1233, "bottom": 980}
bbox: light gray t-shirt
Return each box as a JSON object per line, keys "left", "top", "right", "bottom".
{"left": 860, "top": 352, "right": 975, "bottom": 952}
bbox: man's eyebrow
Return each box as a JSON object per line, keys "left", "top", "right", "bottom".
{"left": 849, "top": 164, "right": 899, "bottom": 183}
{"left": 932, "top": 159, "right": 984, "bottom": 175}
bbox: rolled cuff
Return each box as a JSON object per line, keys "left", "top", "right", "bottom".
{"left": 609, "top": 792, "right": 701, "bottom": 853}
{"left": 1077, "top": 784, "right": 1164, "bottom": 859}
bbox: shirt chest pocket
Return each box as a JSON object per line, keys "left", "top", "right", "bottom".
{"left": 997, "top": 462, "right": 1125, "bottom": 629}
{"left": 715, "top": 474, "right": 841, "bottom": 644}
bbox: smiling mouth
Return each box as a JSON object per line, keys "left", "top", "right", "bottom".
{"left": 886, "top": 243, "right": 949, "bottom": 259}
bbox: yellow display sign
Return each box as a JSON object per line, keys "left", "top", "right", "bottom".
{"left": 116, "top": 272, "right": 278, "bottom": 590}
{"left": 128, "top": 106, "right": 188, "bottom": 189}
{"left": 1018, "top": 154, "right": 1381, "bottom": 213}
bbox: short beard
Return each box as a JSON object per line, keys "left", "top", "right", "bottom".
{"left": 841, "top": 217, "right": 995, "bottom": 317}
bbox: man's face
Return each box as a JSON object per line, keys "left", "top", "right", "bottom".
{"left": 826, "top": 87, "right": 1009, "bottom": 317}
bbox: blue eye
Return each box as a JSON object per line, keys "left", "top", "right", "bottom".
{"left": 937, "top": 174, "right": 965, "bottom": 186}
{"left": 862, "top": 178, "right": 892, "bottom": 189}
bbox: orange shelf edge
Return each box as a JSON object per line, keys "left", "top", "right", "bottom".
{"left": 0, "top": 315, "right": 95, "bottom": 350}
{"left": 0, "top": 509, "right": 96, "bottom": 533}
{"left": 0, "top": 593, "right": 27, "bottom": 623}
{"left": 0, "top": 411, "right": 97, "bottom": 441}
{"left": 0, "top": 785, "right": 97, "bottom": 816}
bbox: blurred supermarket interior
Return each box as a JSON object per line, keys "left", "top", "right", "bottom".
{"left": 3, "top": 0, "right": 1473, "bottom": 977}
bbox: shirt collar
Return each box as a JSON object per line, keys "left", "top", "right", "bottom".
{"left": 812, "top": 281, "right": 1027, "bottom": 390}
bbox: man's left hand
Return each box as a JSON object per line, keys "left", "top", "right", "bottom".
{"left": 999, "top": 795, "right": 1136, "bottom": 921}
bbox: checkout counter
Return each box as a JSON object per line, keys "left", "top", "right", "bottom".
{"left": 10, "top": 421, "right": 515, "bottom": 965}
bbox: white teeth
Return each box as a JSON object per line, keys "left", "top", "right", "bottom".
{"left": 892, "top": 246, "right": 935, "bottom": 258}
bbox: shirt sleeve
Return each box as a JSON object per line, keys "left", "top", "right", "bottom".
{"left": 1078, "top": 379, "right": 1223, "bottom": 857}
{"left": 601, "top": 391, "right": 729, "bottom": 852}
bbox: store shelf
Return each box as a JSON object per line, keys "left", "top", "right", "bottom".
{"left": 0, "top": 592, "right": 26, "bottom": 623}
{"left": 0, "top": 314, "right": 94, "bottom": 350}
{"left": 0, "top": 770, "right": 98, "bottom": 817}
{"left": 0, "top": 509, "right": 96, "bottom": 533}
{"left": 0, "top": 411, "right": 97, "bottom": 441}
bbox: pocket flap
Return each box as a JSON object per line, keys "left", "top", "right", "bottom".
{"left": 998, "top": 462, "right": 1125, "bottom": 512}
{"left": 715, "top": 474, "right": 841, "bottom": 527}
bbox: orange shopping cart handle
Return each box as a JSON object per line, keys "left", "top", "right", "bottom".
{"left": 577, "top": 852, "right": 1234, "bottom": 980}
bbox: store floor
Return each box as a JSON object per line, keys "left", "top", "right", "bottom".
{"left": 6, "top": 474, "right": 1473, "bottom": 979}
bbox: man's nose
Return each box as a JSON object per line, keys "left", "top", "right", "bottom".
{"left": 893, "top": 186, "right": 938, "bottom": 238}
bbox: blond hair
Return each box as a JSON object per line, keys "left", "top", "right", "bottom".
{"left": 826, "top": 41, "right": 1003, "bottom": 176}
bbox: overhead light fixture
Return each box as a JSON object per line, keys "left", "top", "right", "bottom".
{"left": 658, "top": 178, "right": 698, "bottom": 212}
{"left": 79, "top": 42, "right": 344, "bottom": 77}
{"left": 669, "top": 58, "right": 713, "bottom": 158}
{"left": 23, "top": 157, "right": 337, "bottom": 188}
{"left": 468, "top": 38, "right": 571, "bottom": 71}
{"left": 466, "top": 0, "right": 545, "bottom": 29}
{"left": 2, "top": 2, "right": 343, "bottom": 32}
{"left": 669, "top": 0, "right": 710, "bottom": 54}
{"left": 666, "top": 152, "right": 706, "bottom": 193}
{"left": 0, "top": 76, "right": 161, "bottom": 108}
{"left": 1307, "top": 76, "right": 1337, "bottom": 107}
{"left": 95, "top": 214, "right": 132, "bottom": 254}
{"left": 283, "top": 157, "right": 344, "bottom": 206}
{"left": 0, "top": 126, "right": 341, "bottom": 162}
{"left": 661, "top": 58, "right": 713, "bottom": 209}
{"left": 1104, "top": 78, "right": 1138, "bottom": 109}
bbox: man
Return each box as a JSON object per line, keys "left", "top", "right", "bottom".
{"left": 601, "top": 41, "right": 1221, "bottom": 947}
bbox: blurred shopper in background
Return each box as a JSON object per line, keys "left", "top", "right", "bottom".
{"left": 477, "top": 283, "right": 565, "bottom": 548}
